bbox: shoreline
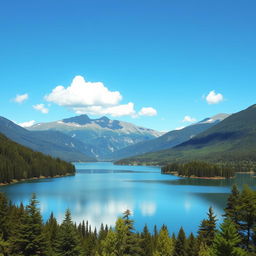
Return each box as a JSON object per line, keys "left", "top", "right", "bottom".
{"left": 163, "top": 171, "right": 233, "bottom": 180}
{"left": 0, "top": 173, "right": 74, "bottom": 187}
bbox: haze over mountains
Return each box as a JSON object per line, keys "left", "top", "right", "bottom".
{"left": 28, "top": 114, "right": 163, "bottom": 159}
{"left": 0, "top": 110, "right": 236, "bottom": 162}
{"left": 0, "top": 117, "right": 95, "bottom": 162}
{"left": 117, "top": 104, "right": 256, "bottom": 165}
{"left": 107, "top": 114, "right": 229, "bottom": 160}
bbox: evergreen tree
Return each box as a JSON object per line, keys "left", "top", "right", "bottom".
{"left": 153, "top": 226, "right": 173, "bottom": 256}
{"left": 140, "top": 225, "right": 153, "bottom": 256}
{"left": 11, "top": 193, "right": 47, "bottom": 256}
{"left": 55, "top": 209, "right": 81, "bottom": 256}
{"left": 44, "top": 212, "right": 59, "bottom": 255}
{"left": 174, "top": 227, "right": 187, "bottom": 256}
{"left": 122, "top": 209, "right": 142, "bottom": 256}
{"left": 224, "top": 184, "right": 240, "bottom": 226}
{"left": 0, "top": 193, "right": 10, "bottom": 241}
{"left": 187, "top": 233, "right": 199, "bottom": 256}
{"left": 198, "top": 207, "right": 217, "bottom": 247}
{"left": 213, "top": 218, "right": 247, "bottom": 256}
{"left": 101, "top": 229, "right": 118, "bottom": 256}
{"left": 237, "top": 185, "right": 256, "bottom": 250}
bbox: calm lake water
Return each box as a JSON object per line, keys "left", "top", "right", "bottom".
{"left": 1, "top": 162, "right": 256, "bottom": 234}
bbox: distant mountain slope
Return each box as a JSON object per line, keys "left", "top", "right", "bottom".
{"left": 28, "top": 115, "right": 163, "bottom": 159}
{"left": 0, "top": 133, "right": 75, "bottom": 184}
{"left": 0, "top": 117, "right": 96, "bottom": 162}
{"left": 116, "top": 105, "right": 256, "bottom": 165}
{"left": 107, "top": 114, "right": 229, "bottom": 160}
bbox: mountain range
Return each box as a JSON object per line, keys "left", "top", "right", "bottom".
{"left": 116, "top": 104, "right": 256, "bottom": 166}
{"left": 107, "top": 114, "right": 229, "bottom": 160}
{"left": 0, "top": 117, "right": 96, "bottom": 162}
{"left": 28, "top": 115, "right": 163, "bottom": 159}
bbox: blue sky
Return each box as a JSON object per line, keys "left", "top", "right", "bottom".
{"left": 0, "top": 0, "right": 256, "bottom": 131}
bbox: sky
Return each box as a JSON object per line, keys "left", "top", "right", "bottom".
{"left": 0, "top": 0, "right": 256, "bottom": 131}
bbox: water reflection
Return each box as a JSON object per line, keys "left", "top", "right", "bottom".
{"left": 0, "top": 162, "right": 255, "bottom": 234}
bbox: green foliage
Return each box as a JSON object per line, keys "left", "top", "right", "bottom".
{"left": 1, "top": 186, "right": 256, "bottom": 255}
{"left": 0, "top": 133, "right": 75, "bottom": 184}
{"left": 213, "top": 218, "right": 247, "bottom": 256}
{"left": 55, "top": 209, "right": 81, "bottom": 256}
{"left": 198, "top": 207, "right": 217, "bottom": 247}
{"left": 162, "top": 161, "right": 234, "bottom": 178}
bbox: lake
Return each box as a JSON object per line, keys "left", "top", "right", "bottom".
{"left": 0, "top": 162, "right": 255, "bottom": 234}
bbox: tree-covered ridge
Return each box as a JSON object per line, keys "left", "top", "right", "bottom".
{"left": 116, "top": 104, "right": 256, "bottom": 169}
{"left": 162, "top": 161, "right": 235, "bottom": 178}
{"left": 0, "top": 133, "right": 75, "bottom": 184}
{"left": 1, "top": 185, "right": 256, "bottom": 255}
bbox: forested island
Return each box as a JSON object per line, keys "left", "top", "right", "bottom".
{"left": 161, "top": 161, "right": 235, "bottom": 179}
{"left": 0, "top": 133, "right": 75, "bottom": 184}
{"left": 0, "top": 185, "right": 255, "bottom": 255}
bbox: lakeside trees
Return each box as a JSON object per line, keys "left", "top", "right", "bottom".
{"left": 161, "top": 161, "right": 235, "bottom": 178}
{"left": 0, "top": 185, "right": 256, "bottom": 255}
{"left": 0, "top": 133, "right": 75, "bottom": 184}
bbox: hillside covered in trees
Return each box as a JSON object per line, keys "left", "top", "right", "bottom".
{"left": 0, "top": 133, "right": 75, "bottom": 184}
{"left": 116, "top": 104, "right": 256, "bottom": 174}
{"left": 162, "top": 161, "right": 235, "bottom": 178}
{"left": 0, "top": 185, "right": 255, "bottom": 255}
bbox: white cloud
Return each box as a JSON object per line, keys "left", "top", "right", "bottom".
{"left": 44, "top": 75, "right": 158, "bottom": 118}
{"left": 73, "top": 102, "right": 136, "bottom": 117}
{"left": 175, "top": 126, "right": 185, "bottom": 130}
{"left": 45, "top": 75, "right": 122, "bottom": 107}
{"left": 14, "top": 93, "right": 28, "bottom": 103}
{"left": 18, "top": 120, "right": 36, "bottom": 128}
{"left": 138, "top": 107, "right": 157, "bottom": 116}
{"left": 206, "top": 90, "right": 224, "bottom": 104}
{"left": 182, "top": 115, "right": 197, "bottom": 123}
{"left": 33, "top": 104, "right": 49, "bottom": 114}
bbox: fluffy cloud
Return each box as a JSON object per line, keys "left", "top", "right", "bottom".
{"left": 18, "top": 120, "right": 36, "bottom": 128}
{"left": 138, "top": 107, "right": 157, "bottom": 116}
{"left": 73, "top": 102, "right": 136, "bottom": 117}
{"left": 45, "top": 76, "right": 122, "bottom": 107}
{"left": 182, "top": 115, "right": 197, "bottom": 123}
{"left": 14, "top": 93, "right": 28, "bottom": 103}
{"left": 33, "top": 104, "right": 49, "bottom": 114}
{"left": 206, "top": 90, "right": 224, "bottom": 104}
{"left": 44, "top": 75, "right": 157, "bottom": 118}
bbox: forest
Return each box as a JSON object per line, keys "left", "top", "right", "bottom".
{"left": 0, "top": 133, "right": 75, "bottom": 184}
{"left": 0, "top": 185, "right": 256, "bottom": 255}
{"left": 161, "top": 161, "right": 235, "bottom": 178}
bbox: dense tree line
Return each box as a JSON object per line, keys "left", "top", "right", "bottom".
{"left": 1, "top": 185, "right": 256, "bottom": 255}
{"left": 0, "top": 133, "right": 75, "bottom": 184}
{"left": 161, "top": 161, "right": 234, "bottom": 178}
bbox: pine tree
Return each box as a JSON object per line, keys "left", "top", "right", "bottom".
{"left": 198, "top": 207, "right": 217, "bottom": 247}
{"left": 224, "top": 184, "right": 240, "bottom": 226}
{"left": 44, "top": 212, "right": 58, "bottom": 255}
{"left": 213, "top": 218, "right": 247, "bottom": 256}
{"left": 140, "top": 225, "right": 153, "bottom": 256}
{"left": 153, "top": 226, "right": 173, "bottom": 256}
{"left": 101, "top": 229, "right": 118, "bottom": 256}
{"left": 237, "top": 185, "right": 256, "bottom": 250}
{"left": 11, "top": 193, "right": 47, "bottom": 256}
{"left": 187, "top": 233, "right": 199, "bottom": 256}
{"left": 122, "top": 209, "right": 142, "bottom": 256}
{"left": 174, "top": 227, "right": 187, "bottom": 256}
{"left": 55, "top": 209, "right": 81, "bottom": 256}
{"left": 0, "top": 193, "right": 10, "bottom": 241}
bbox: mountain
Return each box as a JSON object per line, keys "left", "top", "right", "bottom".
{"left": 28, "top": 114, "right": 163, "bottom": 159}
{"left": 107, "top": 114, "right": 229, "bottom": 160}
{"left": 0, "top": 117, "right": 96, "bottom": 162}
{"left": 116, "top": 105, "right": 256, "bottom": 165}
{"left": 0, "top": 133, "right": 75, "bottom": 184}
